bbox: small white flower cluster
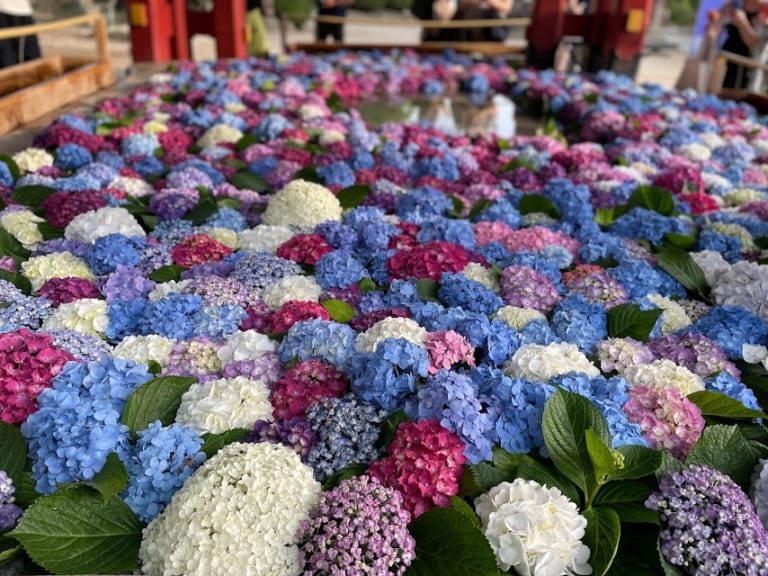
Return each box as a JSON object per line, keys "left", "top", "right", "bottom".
{"left": 216, "top": 329, "right": 277, "bottom": 364}
{"left": 612, "top": 165, "right": 650, "bottom": 185}
{"left": 701, "top": 172, "right": 733, "bottom": 193}
{"left": 148, "top": 279, "right": 191, "bottom": 301}
{"left": 645, "top": 294, "right": 691, "bottom": 334}
{"left": 12, "top": 147, "right": 53, "bottom": 173}
{"left": 462, "top": 263, "right": 499, "bottom": 291}
{"left": 698, "top": 131, "right": 725, "bottom": 149}
{"left": 297, "top": 103, "right": 328, "bottom": 120}
{"left": 0, "top": 209, "right": 44, "bottom": 250}
{"left": 723, "top": 188, "right": 764, "bottom": 207}
{"left": 676, "top": 143, "right": 711, "bottom": 162}
{"left": 355, "top": 317, "right": 428, "bottom": 353}
{"left": 262, "top": 179, "right": 343, "bottom": 229}
{"left": 493, "top": 306, "right": 547, "bottom": 330}
{"left": 750, "top": 459, "right": 768, "bottom": 530}
{"left": 21, "top": 252, "right": 95, "bottom": 291}
{"left": 475, "top": 478, "right": 592, "bottom": 576}
{"left": 262, "top": 275, "right": 322, "bottom": 309}
{"left": 691, "top": 250, "right": 732, "bottom": 287}
{"left": 64, "top": 207, "right": 146, "bottom": 243}
{"left": 319, "top": 129, "right": 346, "bottom": 145}
{"left": 175, "top": 376, "right": 273, "bottom": 434}
{"left": 505, "top": 343, "right": 600, "bottom": 380}
{"left": 107, "top": 176, "right": 155, "bottom": 197}
{"left": 112, "top": 335, "right": 177, "bottom": 368}
{"left": 238, "top": 225, "right": 296, "bottom": 254}
{"left": 752, "top": 139, "right": 768, "bottom": 155}
{"left": 42, "top": 298, "right": 109, "bottom": 335}
{"left": 205, "top": 227, "right": 239, "bottom": 250}
{"left": 623, "top": 359, "right": 704, "bottom": 396}
{"left": 197, "top": 124, "right": 244, "bottom": 148}
{"left": 693, "top": 251, "right": 768, "bottom": 322}
{"left": 139, "top": 442, "right": 320, "bottom": 576}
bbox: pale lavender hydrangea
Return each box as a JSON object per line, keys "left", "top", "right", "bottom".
{"left": 0, "top": 470, "right": 22, "bottom": 530}
{"left": 595, "top": 337, "right": 655, "bottom": 375}
{"left": 499, "top": 266, "right": 561, "bottom": 313}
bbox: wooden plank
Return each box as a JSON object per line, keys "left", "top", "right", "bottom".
{"left": 0, "top": 56, "right": 64, "bottom": 97}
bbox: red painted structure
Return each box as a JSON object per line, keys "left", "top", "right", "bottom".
{"left": 127, "top": 0, "right": 247, "bottom": 63}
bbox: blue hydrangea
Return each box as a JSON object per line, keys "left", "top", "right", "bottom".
{"left": 106, "top": 298, "right": 148, "bottom": 341}
{"left": 353, "top": 220, "right": 399, "bottom": 258}
{"left": 404, "top": 370, "right": 498, "bottom": 463}
{"left": 279, "top": 319, "right": 357, "bottom": 369}
{"left": 231, "top": 253, "right": 301, "bottom": 292}
{"left": 348, "top": 338, "right": 428, "bottom": 411}
{"left": 695, "top": 230, "right": 743, "bottom": 263}
{"left": 172, "top": 159, "right": 225, "bottom": 185}
{"left": 204, "top": 207, "right": 248, "bottom": 231}
{"left": 412, "top": 154, "right": 459, "bottom": 182}
{"left": 506, "top": 251, "right": 563, "bottom": 286}
{"left": 541, "top": 178, "right": 594, "bottom": 228}
{"left": 84, "top": 234, "right": 146, "bottom": 275}
{"left": 349, "top": 150, "right": 375, "bottom": 170}
{"left": 428, "top": 308, "right": 491, "bottom": 348}
{"left": 95, "top": 151, "right": 127, "bottom": 170}
{"left": 132, "top": 156, "right": 165, "bottom": 177}
{"left": 493, "top": 376, "right": 555, "bottom": 455}
{"left": 396, "top": 186, "right": 453, "bottom": 221}
{"left": 688, "top": 305, "right": 768, "bottom": 359}
{"left": 46, "top": 329, "right": 113, "bottom": 363}
{"left": 550, "top": 295, "right": 607, "bottom": 355}
{"left": 438, "top": 272, "right": 503, "bottom": 316}
{"left": 473, "top": 197, "right": 522, "bottom": 228}
{"left": 121, "top": 133, "right": 160, "bottom": 157}
{"left": 483, "top": 319, "right": 519, "bottom": 366}
{"left": 475, "top": 242, "right": 514, "bottom": 268}
{"left": 516, "top": 318, "right": 560, "bottom": 347}
{"left": 704, "top": 371, "right": 762, "bottom": 412}
{"left": 194, "top": 304, "right": 248, "bottom": 339}
{"left": 54, "top": 143, "right": 93, "bottom": 171}
{"left": 315, "top": 221, "right": 357, "bottom": 251}
{"left": 21, "top": 357, "right": 152, "bottom": 493}
{"left": 417, "top": 216, "right": 476, "bottom": 249}
{"left": 608, "top": 208, "right": 693, "bottom": 246}
{"left": 74, "top": 162, "right": 119, "bottom": 188}
{"left": 0, "top": 293, "right": 52, "bottom": 328}
{"left": 253, "top": 113, "right": 291, "bottom": 140}
{"left": 317, "top": 161, "right": 355, "bottom": 188}
{"left": 138, "top": 294, "right": 204, "bottom": 340}
{"left": 315, "top": 250, "right": 369, "bottom": 290}
{"left": 122, "top": 421, "right": 206, "bottom": 523}
{"left": 607, "top": 259, "right": 686, "bottom": 299}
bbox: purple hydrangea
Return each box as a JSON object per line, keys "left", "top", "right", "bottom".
{"left": 0, "top": 470, "right": 22, "bottom": 531}
{"left": 250, "top": 418, "right": 317, "bottom": 458}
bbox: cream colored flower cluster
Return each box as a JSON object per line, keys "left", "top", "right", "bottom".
{"left": 42, "top": 298, "right": 109, "bottom": 335}
{"left": 505, "top": 343, "right": 600, "bottom": 380}
{"left": 475, "top": 478, "right": 592, "bottom": 576}
{"left": 175, "top": 376, "right": 273, "bottom": 434}
{"left": 645, "top": 294, "right": 692, "bottom": 334}
{"left": 261, "top": 179, "right": 342, "bottom": 229}
{"left": 238, "top": 225, "right": 295, "bottom": 254}
{"left": 64, "top": 206, "right": 146, "bottom": 243}
{"left": 112, "top": 335, "right": 177, "bottom": 368}
{"left": 21, "top": 251, "right": 95, "bottom": 291}
{"left": 623, "top": 359, "right": 705, "bottom": 396}
{"left": 12, "top": 147, "right": 53, "bottom": 173}
{"left": 462, "top": 262, "right": 499, "bottom": 291}
{"left": 216, "top": 329, "right": 277, "bottom": 364}
{"left": 355, "top": 317, "right": 428, "bottom": 353}
{"left": 262, "top": 275, "right": 322, "bottom": 309}
{"left": 107, "top": 175, "right": 155, "bottom": 197}
{"left": 0, "top": 209, "right": 44, "bottom": 250}
{"left": 197, "top": 124, "right": 244, "bottom": 148}
{"left": 493, "top": 306, "right": 547, "bottom": 330}
{"left": 139, "top": 442, "right": 320, "bottom": 576}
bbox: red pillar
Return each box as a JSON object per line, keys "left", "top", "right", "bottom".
{"left": 128, "top": 0, "right": 190, "bottom": 62}
{"left": 526, "top": 0, "right": 568, "bottom": 69}
{"left": 186, "top": 0, "right": 248, "bottom": 60}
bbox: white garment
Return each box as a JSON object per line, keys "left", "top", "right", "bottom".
{"left": 0, "top": 0, "right": 33, "bottom": 16}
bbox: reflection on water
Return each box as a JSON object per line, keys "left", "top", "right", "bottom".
{"left": 355, "top": 93, "right": 519, "bottom": 138}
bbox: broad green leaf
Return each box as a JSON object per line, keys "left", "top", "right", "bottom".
{"left": 185, "top": 196, "right": 218, "bottom": 225}
{"left": 221, "top": 157, "right": 248, "bottom": 170}
{"left": 322, "top": 463, "right": 368, "bottom": 491}
{"left": 10, "top": 185, "right": 55, "bottom": 207}
{"left": 147, "top": 264, "right": 186, "bottom": 283}
{"left": 234, "top": 133, "right": 260, "bottom": 151}
{"left": 653, "top": 246, "right": 711, "bottom": 301}
{"left": 583, "top": 507, "right": 620, "bottom": 576}
{"left": 518, "top": 194, "right": 560, "bottom": 219}
{"left": 542, "top": 389, "right": 610, "bottom": 496}
{"left": 664, "top": 232, "right": 697, "bottom": 250}
{"left": 74, "top": 453, "right": 128, "bottom": 502}
{"left": 516, "top": 456, "right": 581, "bottom": 505}
{"left": 8, "top": 488, "right": 142, "bottom": 575}
{"left": 685, "top": 424, "right": 759, "bottom": 487}
{"left": 37, "top": 222, "right": 64, "bottom": 240}
{"left": 0, "top": 227, "right": 30, "bottom": 259}
{"left": 0, "top": 154, "right": 20, "bottom": 181}
{"left": 468, "top": 199, "right": 494, "bottom": 220}
{"left": 321, "top": 299, "right": 356, "bottom": 323}
{"left": 491, "top": 448, "right": 521, "bottom": 476}
{"left": 501, "top": 157, "right": 537, "bottom": 173}
{"left": 416, "top": 278, "right": 440, "bottom": 302}
{"left": 200, "top": 428, "right": 250, "bottom": 458}
{"left": 656, "top": 450, "right": 684, "bottom": 480}
{"left": 294, "top": 167, "right": 321, "bottom": 183}
{"left": 405, "top": 507, "right": 501, "bottom": 576}
{"left": 122, "top": 376, "right": 197, "bottom": 437}
{"left": 228, "top": 170, "right": 270, "bottom": 192}
{"left": 378, "top": 410, "right": 409, "bottom": 449}
{"left": 627, "top": 186, "right": 675, "bottom": 216}
{"left": 336, "top": 185, "right": 370, "bottom": 209}
{"left": 606, "top": 303, "right": 662, "bottom": 342}
{"left": 592, "top": 480, "right": 659, "bottom": 523}
{"left": 687, "top": 390, "right": 767, "bottom": 420}
{"left": 586, "top": 429, "right": 617, "bottom": 484}
{"left": 0, "top": 542, "right": 20, "bottom": 563}
{"left": 217, "top": 197, "right": 242, "bottom": 211}
{"left": 594, "top": 208, "right": 615, "bottom": 226}
{"left": 326, "top": 91, "right": 344, "bottom": 113}
{"left": 450, "top": 496, "right": 481, "bottom": 529}
{"left": 358, "top": 277, "right": 381, "bottom": 293}
{"left": 460, "top": 462, "right": 509, "bottom": 497}
{"left": 658, "top": 539, "right": 686, "bottom": 575}
{"left": 13, "top": 470, "right": 41, "bottom": 509}
{"left": 0, "top": 270, "right": 31, "bottom": 295}
{"left": 612, "top": 444, "right": 662, "bottom": 480}
{"left": 0, "top": 421, "right": 26, "bottom": 486}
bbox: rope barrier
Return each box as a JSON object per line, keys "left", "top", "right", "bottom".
{"left": 281, "top": 12, "right": 531, "bottom": 28}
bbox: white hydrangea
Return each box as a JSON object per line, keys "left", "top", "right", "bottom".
{"left": 628, "top": 162, "right": 657, "bottom": 177}
{"left": 65, "top": 206, "right": 146, "bottom": 243}
{"left": 142, "top": 120, "right": 168, "bottom": 135}
{"left": 699, "top": 131, "right": 725, "bottom": 149}
{"left": 139, "top": 442, "right": 320, "bottom": 576}
{"left": 261, "top": 179, "right": 342, "bottom": 229}
{"left": 751, "top": 459, "right": 768, "bottom": 530}
{"left": 238, "top": 225, "right": 296, "bottom": 254}
{"left": 217, "top": 329, "right": 277, "bottom": 364}
{"left": 12, "top": 147, "right": 53, "bottom": 173}
{"left": 701, "top": 172, "right": 733, "bottom": 193}
{"left": 623, "top": 359, "right": 705, "bottom": 396}
{"left": 675, "top": 143, "right": 711, "bottom": 162}
{"left": 112, "top": 335, "right": 177, "bottom": 368}
{"left": 224, "top": 102, "right": 247, "bottom": 114}
{"left": 462, "top": 263, "right": 499, "bottom": 291}
{"left": 645, "top": 293, "right": 691, "bottom": 334}
{"left": 611, "top": 165, "right": 650, "bottom": 184}
{"left": 494, "top": 306, "right": 547, "bottom": 330}
{"left": 723, "top": 188, "right": 764, "bottom": 207}
{"left": 204, "top": 227, "right": 239, "bottom": 250}
{"left": 262, "top": 275, "right": 322, "bottom": 310}
{"left": 197, "top": 124, "right": 244, "bottom": 148}
{"left": 107, "top": 176, "right": 154, "bottom": 198}
{"left": 21, "top": 252, "right": 95, "bottom": 291}
{"left": 505, "top": 343, "right": 600, "bottom": 380}
{"left": 175, "top": 376, "right": 273, "bottom": 434}
{"left": 691, "top": 250, "right": 731, "bottom": 287}
{"left": 42, "top": 298, "right": 109, "bottom": 335}
{"left": 318, "top": 129, "right": 346, "bottom": 145}
{"left": 147, "top": 279, "right": 191, "bottom": 301}
{"left": 752, "top": 139, "right": 768, "bottom": 155}
{"left": 297, "top": 103, "right": 327, "bottom": 120}
{"left": 355, "top": 317, "right": 428, "bottom": 353}
{"left": 709, "top": 259, "right": 768, "bottom": 322}
{"left": 475, "top": 479, "right": 592, "bottom": 576}
{"left": 0, "top": 209, "right": 44, "bottom": 249}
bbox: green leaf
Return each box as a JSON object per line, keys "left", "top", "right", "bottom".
{"left": 518, "top": 194, "right": 561, "bottom": 219}
{"left": 461, "top": 462, "right": 509, "bottom": 495}
{"left": 358, "top": 277, "right": 381, "bottom": 293}
{"left": 228, "top": 170, "right": 270, "bottom": 192}
{"left": 147, "top": 264, "right": 186, "bottom": 283}
{"left": 685, "top": 424, "right": 759, "bottom": 486}
{"left": 200, "top": 428, "right": 250, "bottom": 458}
{"left": 612, "top": 444, "right": 662, "bottom": 480}
{"left": 416, "top": 278, "right": 440, "bottom": 302}
{"left": 122, "top": 375, "right": 197, "bottom": 437}
{"left": 542, "top": 388, "right": 610, "bottom": 496}
{"left": 658, "top": 539, "right": 686, "bottom": 575}
{"left": 491, "top": 448, "right": 521, "bottom": 476}
{"left": 294, "top": 167, "right": 321, "bottom": 183}
{"left": 326, "top": 91, "right": 344, "bottom": 113}
{"left": 0, "top": 542, "right": 21, "bottom": 563}
{"left": 8, "top": 488, "right": 142, "bottom": 575}
{"left": 322, "top": 463, "right": 368, "bottom": 490}
{"left": 0, "top": 227, "right": 30, "bottom": 259}
{"left": 0, "top": 421, "right": 26, "bottom": 486}
{"left": 321, "top": 299, "right": 356, "bottom": 323}
{"left": 516, "top": 456, "right": 581, "bottom": 505}
{"left": 450, "top": 496, "right": 481, "bottom": 529}
{"left": 654, "top": 246, "right": 711, "bottom": 301}
{"left": 606, "top": 303, "right": 662, "bottom": 342}
{"left": 13, "top": 470, "right": 41, "bottom": 509}
{"left": 663, "top": 232, "right": 697, "bottom": 250}
{"left": 73, "top": 453, "right": 128, "bottom": 502}
{"left": 687, "top": 390, "right": 767, "bottom": 420}
{"left": 468, "top": 199, "right": 494, "bottom": 220}
{"left": 221, "top": 158, "right": 248, "bottom": 170}
{"left": 378, "top": 410, "right": 409, "bottom": 449}
{"left": 586, "top": 429, "right": 619, "bottom": 484}
{"left": 0, "top": 270, "right": 31, "bottom": 295}
{"left": 37, "top": 222, "right": 65, "bottom": 240}
{"left": 501, "top": 157, "right": 537, "bottom": 173}
{"left": 10, "top": 185, "right": 55, "bottom": 207}
{"left": 592, "top": 480, "right": 659, "bottom": 524}
{"left": 656, "top": 450, "right": 685, "bottom": 479}
{"left": 336, "top": 185, "right": 370, "bottom": 209}
{"left": 627, "top": 186, "right": 675, "bottom": 216}
{"left": 583, "top": 507, "right": 621, "bottom": 576}
{"left": 594, "top": 208, "right": 615, "bottom": 226}
{"left": 0, "top": 155, "right": 20, "bottom": 181}
{"left": 234, "top": 133, "right": 261, "bottom": 151}
{"left": 405, "top": 507, "right": 501, "bottom": 576}
{"left": 185, "top": 196, "right": 218, "bottom": 226}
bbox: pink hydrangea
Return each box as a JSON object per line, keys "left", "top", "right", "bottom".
{"left": 499, "top": 265, "right": 561, "bottom": 313}
{"left": 266, "top": 300, "right": 331, "bottom": 334}
{"left": 387, "top": 241, "right": 470, "bottom": 282}
{"left": 170, "top": 233, "right": 234, "bottom": 268}
{"left": 623, "top": 385, "right": 704, "bottom": 459}
{"left": 368, "top": 419, "right": 466, "bottom": 518}
{"left": 474, "top": 220, "right": 514, "bottom": 246}
{"left": 425, "top": 330, "right": 476, "bottom": 374}
{"left": 275, "top": 233, "right": 334, "bottom": 266}
{"left": 271, "top": 359, "right": 348, "bottom": 419}
{"left": 37, "top": 277, "right": 102, "bottom": 306}
{"left": 500, "top": 226, "right": 580, "bottom": 258}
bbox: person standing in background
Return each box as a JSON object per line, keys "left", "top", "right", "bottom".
{"left": 707, "top": 0, "right": 767, "bottom": 88}
{"left": 316, "top": 0, "right": 354, "bottom": 43}
{"left": 0, "top": 0, "right": 41, "bottom": 68}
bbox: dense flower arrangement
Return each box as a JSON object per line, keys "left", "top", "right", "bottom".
{"left": 1, "top": 49, "right": 768, "bottom": 576}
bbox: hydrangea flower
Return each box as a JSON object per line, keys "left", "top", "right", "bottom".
{"left": 261, "top": 179, "right": 343, "bottom": 229}
{"left": 0, "top": 470, "right": 22, "bottom": 531}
